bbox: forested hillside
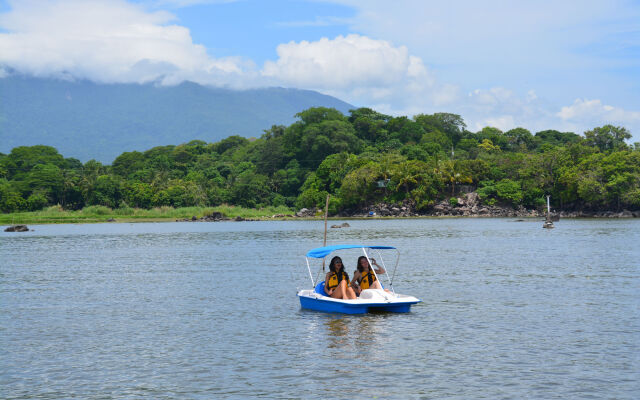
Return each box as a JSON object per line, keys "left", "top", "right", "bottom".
{"left": 0, "top": 76, "right": 353, "bottom": 162}
{"left": 1, "top": 107, "right": 639, "bottom": 214}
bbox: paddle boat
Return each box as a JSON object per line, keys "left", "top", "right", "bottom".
{"left": 297, "top": 244, "right": 421, "bottom": 314}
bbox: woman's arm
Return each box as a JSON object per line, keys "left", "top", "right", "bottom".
{"left": 372, "top": 259, "right": 386, "bottom": 274}
{"left": 350, "top": 270, "right": 360, "bottom": 286}
{"left": 324, "top": 273, "right": 332, "bottom": 295}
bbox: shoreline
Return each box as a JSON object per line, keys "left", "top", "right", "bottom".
{"left": 1, "top": 193, "right": 638, "bottom": 226}
{"left": 2, "top": 212, "right": 639, "bottom": 226}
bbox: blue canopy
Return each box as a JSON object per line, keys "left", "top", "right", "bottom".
{"left": 306, "top": 244, "right": 396, "bottom": 259}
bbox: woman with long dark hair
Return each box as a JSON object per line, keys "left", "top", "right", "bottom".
{"left": 350, "top": 256, "right": 387, "bottom": 296}
{"left": 324, "top": 256, "right": 356, "bottom": 299}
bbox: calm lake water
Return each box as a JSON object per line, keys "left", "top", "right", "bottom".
{"left": 1, "top": 218, "right": 639, "bottom": 399}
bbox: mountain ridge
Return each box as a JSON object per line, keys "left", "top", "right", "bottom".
{"left": 0, "top": 76, "right": 354, "bottom": 162}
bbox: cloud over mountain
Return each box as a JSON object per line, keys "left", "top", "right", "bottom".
{"left": 0, "top": 0, "right": 254, "bottom": 86}
{"left": 0, "top": 0, "right": 638, "bottom": 142}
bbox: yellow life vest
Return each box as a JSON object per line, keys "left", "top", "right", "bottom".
{"left": 359, "top": 269, "right": 377, "bottom": 290}
{"left": 327, "top": 271, "right": 349, "bottom": 290}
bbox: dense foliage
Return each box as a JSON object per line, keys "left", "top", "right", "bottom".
{"left": 1, "top": 107, "right": 639, "bottom": 214}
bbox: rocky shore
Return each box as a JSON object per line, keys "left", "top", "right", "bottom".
{"left": 331, "top": 192, "right": 639, "bottom": 219}
{"left": 177, "top": 192, "right": 639, "bottom": 222}
{"left": 346, "top": 192, "right": 640, "bottom": 218}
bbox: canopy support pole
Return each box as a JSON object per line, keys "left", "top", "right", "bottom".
{"left": 306, "top": 258, "right": 315, "bottom": 287}
{"left": 362, "top": 248, "right": 391, "bottom": 300}
{"left": 373, "top": 249, "right": 395, "bottom": 294}
{"left": 322, "top": 194, "right": 330, "bottom": 271}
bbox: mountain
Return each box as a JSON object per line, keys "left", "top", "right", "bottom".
{"left": 0, "top": 76, "right": 354, "bottom": 162}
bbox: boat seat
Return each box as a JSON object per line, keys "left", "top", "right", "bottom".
{"left": 314, "top": 281, "right": 326, "bottom": 295}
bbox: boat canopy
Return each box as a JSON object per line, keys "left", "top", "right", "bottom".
{"left": 306, "top": 244, "right": 396, "bottom": 259}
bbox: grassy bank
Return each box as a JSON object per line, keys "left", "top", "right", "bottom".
{"left": 0, "top": 205, "right": 297, "bottom": 225}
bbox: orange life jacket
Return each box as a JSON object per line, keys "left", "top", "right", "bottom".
{"left": 327, "top": 271, "right": 350, "bottom": 290}
{"left": 358, "top": 269, "right": 377, "bottom": 290}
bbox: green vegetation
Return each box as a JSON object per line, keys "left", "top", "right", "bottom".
{"left": 0, "top": 204, "right": 295, "bottom": 224}
{"left": 1, "top": 107, "right": 639, "bottom": 223}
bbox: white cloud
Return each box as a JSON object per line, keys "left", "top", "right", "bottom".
{"left": 262, "top": 34, "right": 428, "bottom": 88}
{"left": 328, "top": 0, "right": 640, "bottom": 140}
{"left": 558, "top": 98, "right": 640, "bottom": 123}
{"left": 477, "top": 116, "right": 516, "bottom": 132}
{"left": 261, "top": 34, "right": 460, "bottom": 112}
{"left": 1, "top": 0, "right": 638, "bottom": 142}
{"left": 0, "top": 0, "right": 255, "bottom": 86}
{"left": 555, "top": 99, "right": 640, "bottom": 139}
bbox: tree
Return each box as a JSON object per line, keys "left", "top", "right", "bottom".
{"left": 415, "top": 113, "right": 466, "bottom": 146}
{"left": 2, "top": 145, "right": 66, "bottom": 179}
{"left": 24, "top": 164, "right": 64, "bottom": 202}
{"left": 495, "top": 179, "right": 523, "bottom": 206}
{"left": 339, "top": 162, "right": 383, "bottom": 208}
{"left": 505, "top": 128, "right": 534, "bottom": 151}
{"left": 436, "top": 160, "right": 473, "bottom": 197}
{"left": 348, "top": 107, "right": 391, "bottom": 143}
{"left": 477, "top": 127, "right": 507, "bottom": 149}
{"left": 295, "top": 107, "right": 346, "bottom": 125}
{"left": 296, "top": 120, "right": 363, "bottom": 168}
{"left": 387, "top": 117, "right": 425, "bottom": 144}
{"left": 478, "top": 139, "right": 501, "bottom": 153}
{"left": 212, "top": 135, "right": 249, "bottom": 155}
{"left": 534, "top": 130, "right": 581, "bottom": 148}
{"left": 584, "top": 125, "right": 632, "bottom": 152}
{"left": 112, "top": 151, "right": 145, "bottom": 178}
{"left": 87, "top": 175, "right": 122, "bottom": 208}
{"left": 0, "top": 179, "right": 26, "bottom": 212}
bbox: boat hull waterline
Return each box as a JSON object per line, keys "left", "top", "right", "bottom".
{"left": 298, "top": 289, "right": 420, "bottom": 314}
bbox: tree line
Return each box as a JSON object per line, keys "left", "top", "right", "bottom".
{"left": 1, "top": 107, "right": 639, "bottom": 214}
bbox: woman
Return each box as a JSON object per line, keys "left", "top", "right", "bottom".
{"left": 351, "top": 256, "right": 388, "bottom": 296}
{"left": 324, "top": 256, "right": 357, "bottom": 299}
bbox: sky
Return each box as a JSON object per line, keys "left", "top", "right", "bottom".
{"left": 1, "top": 0, "right": 639, "bottom": 142}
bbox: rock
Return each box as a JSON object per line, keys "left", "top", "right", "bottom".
{"left": 330, "top": 224, "right": 342, "bottom": 228}
{"left": 191, "top": 216, "right": 197, "bottom": 221}
{"left": 4, "top": 225, "right": 29, "bottom": 232}
{"left": 341, "top": 222, "right": 350, "bottom": 227}
{"left": 295, "top": 207, "right": 316, "bottom": 217}
{"left": 616, "top": 210, "right": 634, "bottom": 218}
{"left": 107, "top": 218, "right": 116, "bottom": 222}
{"left": 234, "top": 216, "right": 245, "bottom": 221}
{"left": 205, "top": 211, "right": 225, "bottom": 221}
{"left": 464, "top": 192, "right": 479, "bottom": 206}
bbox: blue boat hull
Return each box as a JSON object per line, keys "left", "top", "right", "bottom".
{"left": 299, "top": 295, "right": 418, "bottom": 314}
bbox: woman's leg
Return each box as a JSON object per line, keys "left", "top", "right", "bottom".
{"left": 330, "top": 280, "right": 347, "bottom": 299}
{"left": 371, "top": 281, "right": 391, "bottom": 293}
{"left": 331, "top": 280, "right": 356, "bottom": 299}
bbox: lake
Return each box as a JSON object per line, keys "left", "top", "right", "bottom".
{"left": 1, "top": 218, "right": 639, "bottom": 399}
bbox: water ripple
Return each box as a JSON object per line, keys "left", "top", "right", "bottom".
{"left": 1, "top": 219, "right": 639, "bottom": 399}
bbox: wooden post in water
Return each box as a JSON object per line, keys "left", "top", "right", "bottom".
{"left": 322, "top": 194, "right": 330, "bottom": 270}
{"left": 543, "top": 195, "right": 554, "bottom": 229}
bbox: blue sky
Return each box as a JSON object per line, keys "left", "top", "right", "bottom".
{"left": 1, "top": 0, "right": 639, "bottom": 141}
